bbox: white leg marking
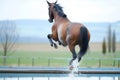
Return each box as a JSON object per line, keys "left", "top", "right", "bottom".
{"left": 69, "top": 58, "right": 79, "bottom": 73}
{"left": 58, "top": 24, "right": 63, "bottom": 44}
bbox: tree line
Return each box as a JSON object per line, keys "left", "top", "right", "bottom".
{"left": 102, "top": 24, "right": 116, "bottom": 54}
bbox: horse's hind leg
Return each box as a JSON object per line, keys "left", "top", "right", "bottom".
{"left": 68, "top": 44, "right": 77, "bottom": 65}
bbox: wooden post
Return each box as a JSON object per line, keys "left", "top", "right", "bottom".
{"left": 99, "top": 59, "right": 101, "bottom": 68}
{"left": 3, "top": 56, "right": 7, "bottom": 66}
{"left": 118, "top": 60, "right": 120, "bottom": 68}
{"left": 48, "top": 58, "right": 50, "bottom": 67}
{"left": 113, "top": 59, "right": 115, "bottom": 68}
{"left": 32, "top": 58, "right": 34, "bottom": 66}
{"left": 18, "top": 58, "right": 20, "bottom": 66}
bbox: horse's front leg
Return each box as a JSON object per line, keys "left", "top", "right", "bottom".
{"left": 47, "top": 34, "right": 54, "bottom": 46}
{"left": 47, "top": 34, "right": 58, "bottom": 48}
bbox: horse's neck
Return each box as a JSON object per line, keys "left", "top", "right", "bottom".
{"left": 54, "top": 14, "right": 70, "bottom": 23}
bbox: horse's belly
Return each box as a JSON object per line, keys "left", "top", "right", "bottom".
{"left": 57, "top": 24, "right": 67, "bottom": 46}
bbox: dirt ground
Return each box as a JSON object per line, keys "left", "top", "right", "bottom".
{"left": 16, "top": 42, "right": 120, "bottom": 52}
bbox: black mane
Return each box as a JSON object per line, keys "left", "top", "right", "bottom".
{"left": 54, "top": 4, "right": 67, "bottom": 18}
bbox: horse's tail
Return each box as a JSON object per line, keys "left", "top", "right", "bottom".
{"left": 78, "top": 26, "right": 89, "bottom": 61}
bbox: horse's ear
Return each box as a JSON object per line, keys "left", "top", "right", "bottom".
{"left": 55, "top": 0, "right": 58, "bottom": 4}
{"left": 47, "top": 0, "right": 51, "bottom": 6}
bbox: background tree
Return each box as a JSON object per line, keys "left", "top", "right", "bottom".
{"left": 112, "top": 30, "right": 116, "bottom": 53}
{"left": 102, "top": 38, "right": 106, "bottom": 54}
{"left": 108, "top": 24, "right": 111, "bottom": 53}
{"left": 0, "top": 21, "right": 19, "bottom": 65}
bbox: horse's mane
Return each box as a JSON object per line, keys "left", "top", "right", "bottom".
{"left": 54, "top": 4, "right": 67, "bottom": 18}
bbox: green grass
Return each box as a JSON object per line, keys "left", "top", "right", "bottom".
{"left": 0, "top": 50, "right": 120, "bottom": 68}
{"left": 0, "top": 50, "right": 71, "bottom": 67}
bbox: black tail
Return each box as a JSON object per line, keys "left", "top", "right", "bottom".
{"left": 78, "top": 26, "right": 89, "bottom": 61}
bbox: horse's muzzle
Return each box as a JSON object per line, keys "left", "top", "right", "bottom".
{"left": 48, "top": 19, "right": 53, "bottom": 23}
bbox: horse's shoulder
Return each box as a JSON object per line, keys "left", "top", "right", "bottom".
{"left": 51, "top": 24, "right": 58, "bottom": 32}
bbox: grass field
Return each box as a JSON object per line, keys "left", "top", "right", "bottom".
{"left": 0, "top": 43, "right": 120, "bottom": 68}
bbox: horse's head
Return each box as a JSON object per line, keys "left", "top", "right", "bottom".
{"left": 47, "top": 1, "right": 57, "bottom": 23}
{"left": 47, "top": 0, "right": 67, "bottom": 23}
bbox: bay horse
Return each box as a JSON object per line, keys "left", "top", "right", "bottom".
{"left": 47, "top": 1, "right": 90, "bottom": 70}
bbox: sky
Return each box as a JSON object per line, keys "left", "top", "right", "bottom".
{"left": 0, "top": 0, "right": 120, "bottom": 22}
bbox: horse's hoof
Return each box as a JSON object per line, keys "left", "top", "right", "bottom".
{"left": 69, "top": 65, "right": 74, "bottom": 70}
{"left": 51, "top": 44, "right": 53, "bottom": 47}
{"left": 54, "top": 43, "right": 58, "bottom": 49}
{"left": 58, "top": 41, "right": 61, "bottom": 45}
